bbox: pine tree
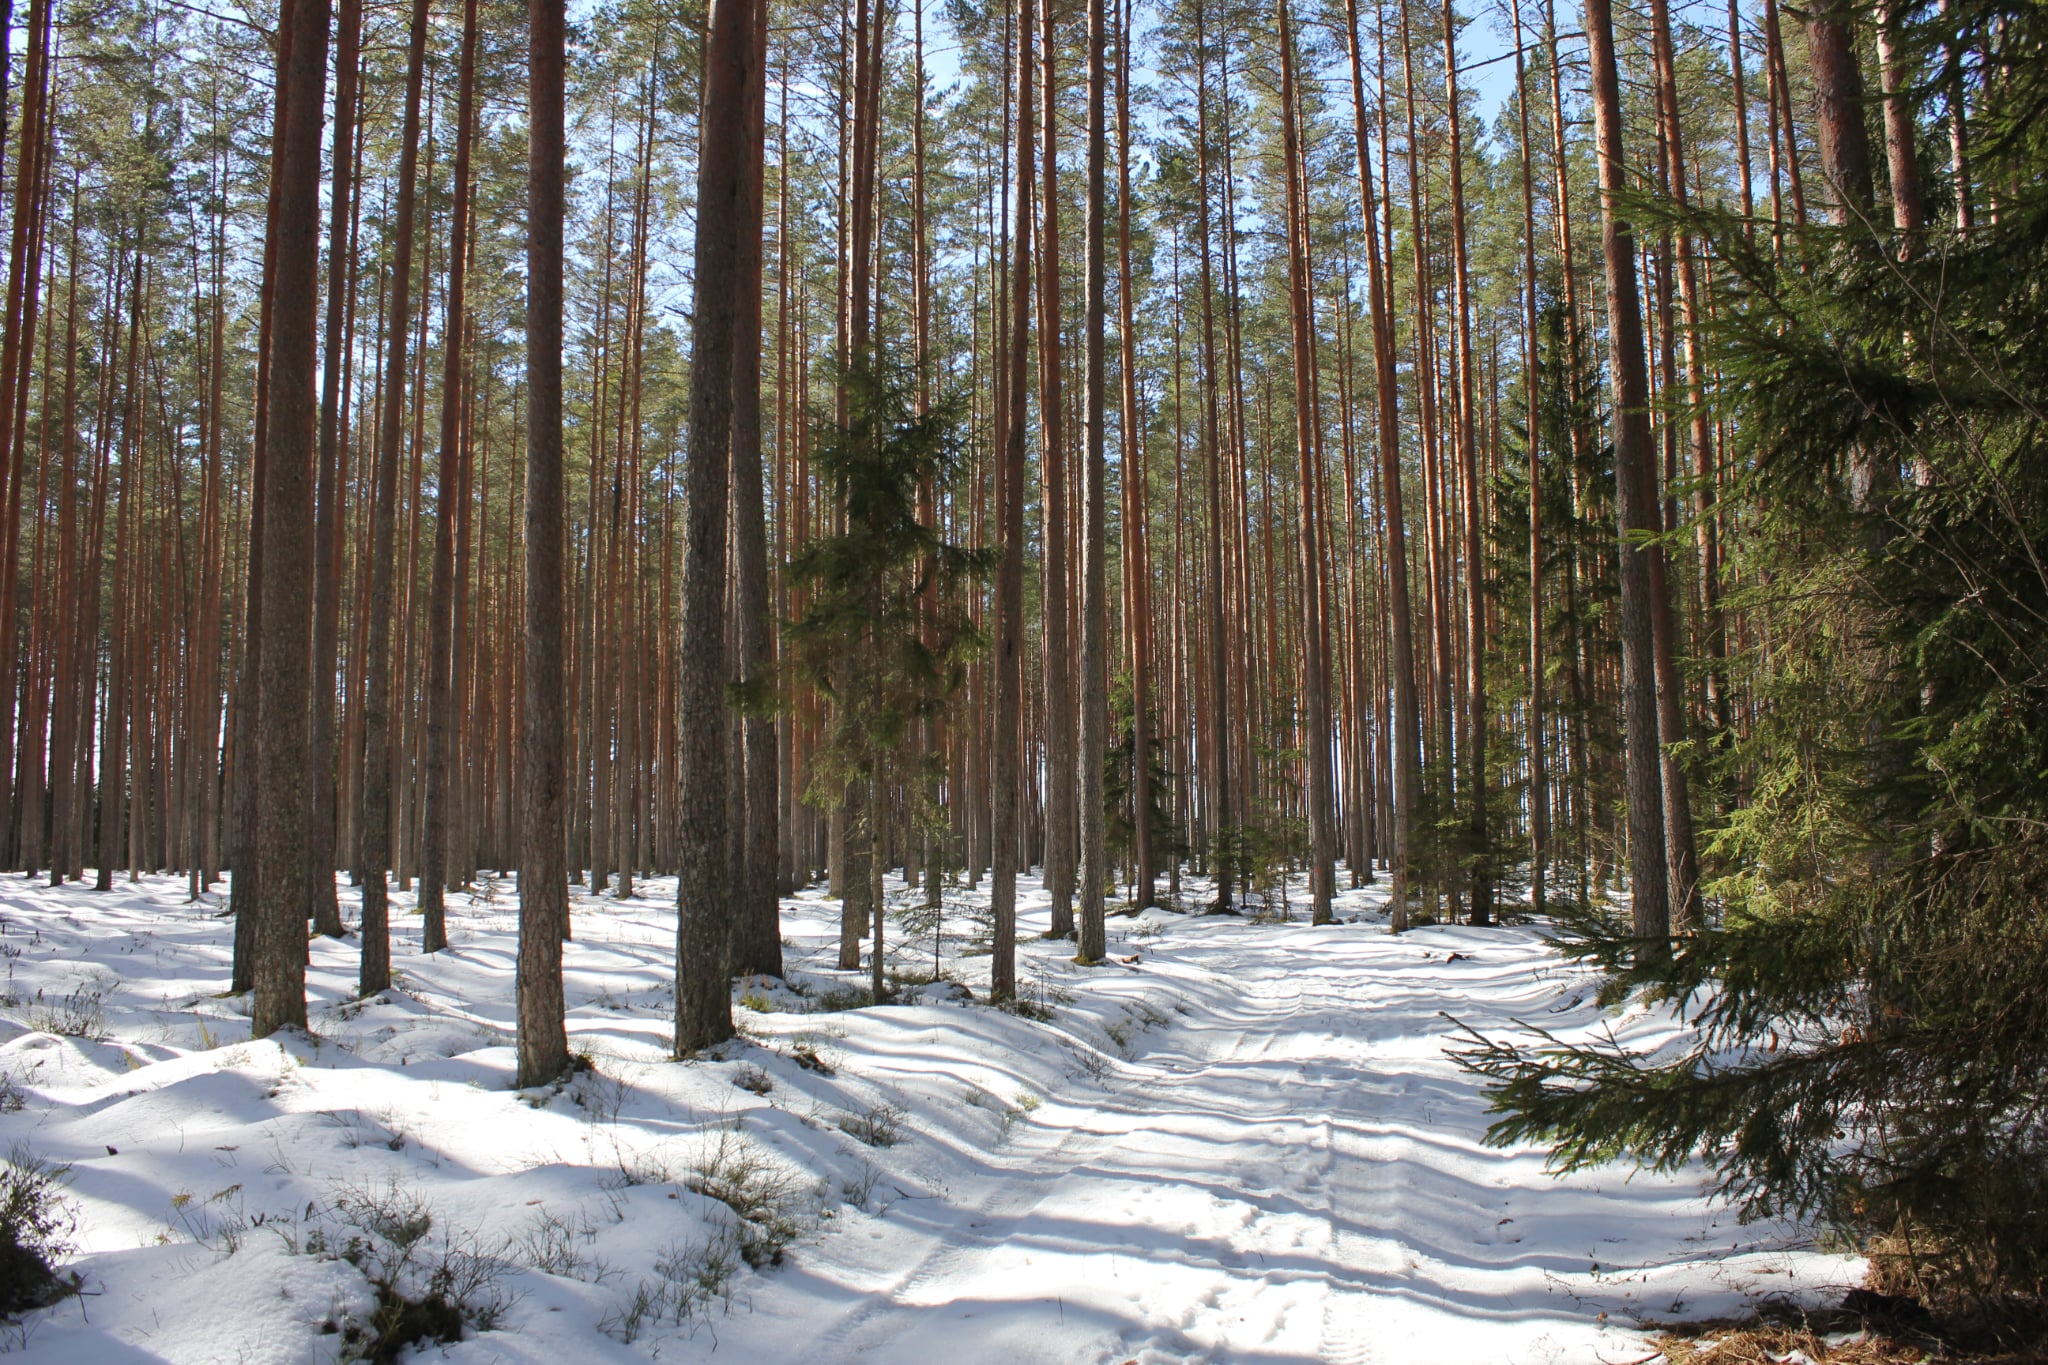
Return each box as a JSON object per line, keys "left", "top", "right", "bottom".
{"left": 786, "top": 362, "right": 990, "bottom": 1001}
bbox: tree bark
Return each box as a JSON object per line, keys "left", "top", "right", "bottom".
{"left": 421, "top": 0, "right": 481, "bottom": 955}
{"left": 1039, "top": 0, "right": 1076, "bottom": 940}
{"left": 1193, "top": 0, "right": 1232, "bottom": 911}
{"left": 1874, "top": 0, "right": 1923, "bottom": 250}
{"left": 0, "top": 0, "right": 51, "bottom": 870}
{"left": 1581, "top": 0, "right": 1671, "bottom": 942}
{"left": 250, "top": 0, "right": 330, "bottom": 1039}
{"left": 307, "top": 0, "right": 360, "bottom": 938}
{"left": 1077, "top": 0, "right": 1111, "bottom": 961}
{"left": 1348, "top": 0, "right": 1417, "bottom": 929}
{"left": 1647, "top": 0, "right": 1703, "bottom": 927}
{"left": 1115, "top": 0, "right": 1156, "bottom": 910}
{"left": 730, "top": 0, "right": 781, "bottom": 977}
{"left": 1514, "top": 0, "right": 1547, "bottom": 917}
{"left": 676, "top": 0, "right": 758, "bottom": 1054}
{"left": 991, "top": 0, "right": 1035, "bottom": 1002}
{"left": 1279, "top": 0, "right": 1336, "bottom": 926}
{"left": 1804, "top": 0, "right": 1876, "bottom": 227}
{"left": 517, "top": 0, "right": 571, "bottom": 1087}
{"left": 359, "top": 0, "right": 431, "bottom": 997}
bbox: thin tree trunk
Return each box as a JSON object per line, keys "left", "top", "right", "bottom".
{"left": 1039, "top": 0, "right": 1075, "bottom": 940}
{"left": 1727, "top": 0, "right": 1756, "bottom": 228}
{"left": 1348, "top": 0, "right": 1416, "bottom": 929}
{"left": 1279, "top": 0, "right": 1335, "bottom": 925}
{"left": 1874, "top": 0, "right": 1923, "bottom": 250}
{"left": 360, "top": 0, "right": 432, "bottom": 997}
{"left": 1115, "top": 0, "right": 1155, "bottom": 909}
{"left": 420, "top": 0, "right": 481, "bottom": 955}
{"left": 1514, "top": 0, "right": 1547, "bottom": 917}
{"left": 1581, "top": 0, "right": 1670, "bottom": 943}
{"left": 47, "top": 198, "right": 79, "bottom": 888}
{"left": 1076, "top": 0, "right": 1112, "bottom": 961}
{"left": 731, "top": 0, "right": 781, "bottom": 977}
{"left": 1194, "top": 0, "right": 1232, "bottom": 911}
{"left": 1763, "top": 0, "right": 1808, "bottom": 229}
{"left": 0, "top": 0, "right": 50, "bottom": 868}
{"left": 1941, "top": 0, "right": 1971, "bottom": 230}
{"left": 1647, "top": 0, "right": 1703, "bottom": 927}
{"left": 307, "top": 0, "right": 360, "bottom": 937}
{"left": 991, "top": 0, "right": 1035, "bottom": 1002}
{"left": 1440, "top": 0, "right": 1490, "bottom": 926}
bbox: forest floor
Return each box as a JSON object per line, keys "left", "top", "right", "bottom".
{"left": 0, "top": 868, "right": 1861, "bottom": 1364}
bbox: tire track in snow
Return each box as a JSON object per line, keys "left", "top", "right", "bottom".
{"left": 805, "top": 1093, "right": 1118, "bottom": 1356}
{"left": 807, "top": 950, "right": 1332, "bottom": 1362}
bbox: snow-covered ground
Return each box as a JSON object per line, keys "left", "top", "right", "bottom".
{"left": 0, "top": 868, "right": 1857, "bottom": 1363}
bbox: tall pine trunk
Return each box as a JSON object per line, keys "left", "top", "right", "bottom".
{"left": 730, "top": 0, "right": 781, "bottom": 978}
{"left": 518, "top": 0, "right": 571, "bottom": 1086}
{"left": 991, "top": 0, "right": 1035, "bottom": 1002}
{"left": 420, "top": 0, "right": 481, "bottom": 954}
{"left": 359, "top": 0, "right": 431, "bottom": 997}
{"left": 250, "top": 0, "right": 330, "bottom": 1038}
{"left": 1039, "top": 0, "right": 1075, "bottom": 939}
{"left": 1076, "top": 0, "right": 1111, "bottom": 961}
{"left": 675, "top": 0, "right": 759, "bottom": 1055}
{"left": 307, "top": 0, "right": 360, "bottom": 937}
{"left": 1279, "top": 0, "right": 1335, "bottom": 925}
{"left": 1582, "top": 0, "right": 1670, "bottom": 942}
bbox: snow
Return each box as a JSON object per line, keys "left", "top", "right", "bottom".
{"left": 0, "top": 869, "right": 1859, "bottom": 1363}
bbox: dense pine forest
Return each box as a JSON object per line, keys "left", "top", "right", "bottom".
{"left": 0, "top": 0, "right": 2043, "bottom": 1359}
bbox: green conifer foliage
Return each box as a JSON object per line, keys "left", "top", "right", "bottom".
{"left": 1461, "top": 0, "right": 2048, "bottom": 1311}
{"left": 785, "top": 361, "right": 993, "bottom": 992}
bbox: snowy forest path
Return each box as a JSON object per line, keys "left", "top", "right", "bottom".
{"left": 713, "top": 899, "right": 1773, "bottom": 1364}
{"left": 0, "top": 877, "right": 1864, "bottom": 1365}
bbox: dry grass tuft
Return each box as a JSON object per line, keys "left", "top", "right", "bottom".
{"left": 1654, "top": 1321, "right": 1933, "bottom": 1365}
{"left": 1650, "top": 1292, "right": 2048, "bottom": 1365}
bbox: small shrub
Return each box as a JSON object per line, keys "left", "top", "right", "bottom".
{"left": 839, "top": 1159, "right": 882, "bottom": 1209}
{"left": 685, "top": 1127, "right": 806, "bottom": 1268}
{"left": 657, "top": 1231, "right": 741, "bottom": 1306}
{"left": 0, "top": 1147, "right": 76, "bottom": 1318}
{"left": 568, "top": 1066, "right": 628, "bottom": 1124}
{"left": 834, "top": 1101, "right": 905, "bottom": 1149}
{"left": 1103, "top": 1019, "right": 1133, "bottom": 1057}
{"left": 599, "top": 1231, "right": 743, "bottom": 1343}
{"left": 516, "top": 1206, "right": 611, "bottom": 1283}
{"left": 167, "top": 1183, "right": 264, "bottom": 1253}
{"left": 807, "top": 985, "right": 875, "bottom": 1014}
{"left": 328, "top": 1179, "right": 515, "bottom": 1362}
{"left": 731, "top": 1064, "right": 773, "bottom": 1095}
{"left": 598, "top": 1279, "right": 662, "bottom": 1344}
{"left": 1068, "top": 1041, "right": 1114, "bottom": 1083}
{"left": 1000, "top": 977, "right": 1072, "bottom": 1023}
{"left": 26, "top": 981, "right": 109, "bottom": 1042}
{"left": 323, "top": 1108, "right": 408, "bottom": 1152}
{"left": 605, "top": 1141, "right": 682, "bottom": 1188}
{"left": 790, "top": 1041, "right": 835, "bottom": 1075}
{"left": 967, "top": 1087, "right": 1039, "bottom": 1143}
